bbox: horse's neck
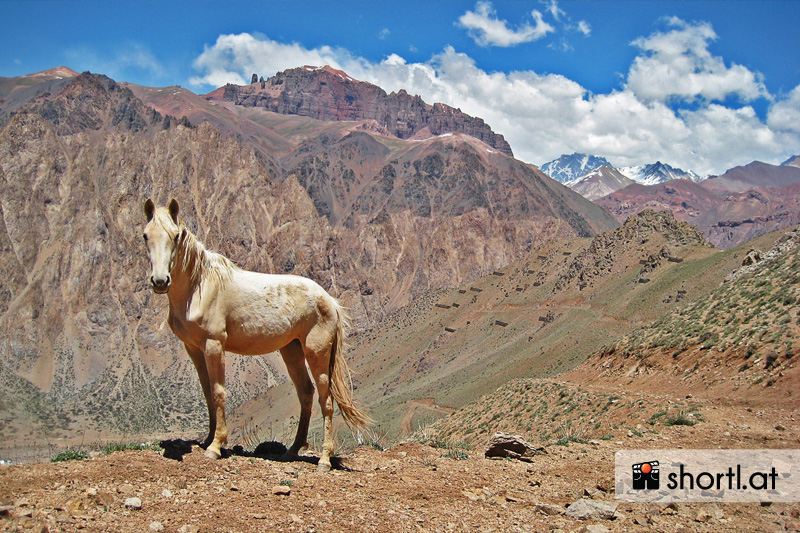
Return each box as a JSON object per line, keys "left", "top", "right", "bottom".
{"left": 168, "top": 231, "right": 204, "bottom": 309}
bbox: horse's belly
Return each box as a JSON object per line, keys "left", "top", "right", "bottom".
{"left": 223, "top": 315, "right": 297, "bottom": 355}
{"left": 224, "top": 330, "right": 292, "bottom": 355}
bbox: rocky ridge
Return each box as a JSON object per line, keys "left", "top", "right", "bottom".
{"left": 208, "top": 65, "right": 514, "bottom": 156}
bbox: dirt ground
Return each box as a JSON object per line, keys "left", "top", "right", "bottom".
{"left": 1, "top": 390, "right": 798, "bottom": 533}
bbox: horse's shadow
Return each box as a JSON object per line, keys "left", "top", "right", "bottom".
{"left": 158, "top": 439, "right": 349, "bottom": 471}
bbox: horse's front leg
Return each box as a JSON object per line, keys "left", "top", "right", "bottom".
{"left": 203, "top": 338, "right": 228, "bottom": 459}
{"left": 185, "top": 344, "right": 216, "bottom": 450}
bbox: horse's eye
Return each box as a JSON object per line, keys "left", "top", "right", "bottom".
{"left": 143, "top": 233, "right": 148, "bottom": 242}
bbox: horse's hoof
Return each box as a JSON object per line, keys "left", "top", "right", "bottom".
{"left": 204, "top": 448, "right": 222, "bottom": 460}
{"left": 316, "top": 462, "right": 331, "bottom": 473}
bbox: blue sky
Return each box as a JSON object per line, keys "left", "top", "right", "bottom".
{"left": 2, "top": 0, "right": 799, "bottom": 176}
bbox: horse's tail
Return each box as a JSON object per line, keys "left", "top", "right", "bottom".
{"left": 329, "top": 302, "right": 371, "bottom": 430}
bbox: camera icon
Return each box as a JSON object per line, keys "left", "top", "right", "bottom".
{"left": 632, "top": 461, "right": 660, "bottom": 490}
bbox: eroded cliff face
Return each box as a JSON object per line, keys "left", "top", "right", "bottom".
{"left": 210, "top": 66, "right": 514, "bottom": 157}
{"left": 0, "top": 72, "right": 616, "bottom": 444}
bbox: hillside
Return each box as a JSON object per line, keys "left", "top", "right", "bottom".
{"left": 232, "top": 211, "right": 789, "bottom": 444}
{"left": 572, "top": 225, "right": 800, "bottom": 407}
{"left": 597, "top": 162, "right": 800, "bottom": 248}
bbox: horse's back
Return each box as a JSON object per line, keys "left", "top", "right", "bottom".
{"left": 222, "top": 271, "right": 340, "bottom": 355}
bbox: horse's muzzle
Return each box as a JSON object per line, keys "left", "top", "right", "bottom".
{"left": 151, "top": 275, "right": 171, "bottom": 294}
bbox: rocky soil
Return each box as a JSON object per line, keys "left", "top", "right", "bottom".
{"left": 1, "top": 390, "right": 798, "bottom": 533}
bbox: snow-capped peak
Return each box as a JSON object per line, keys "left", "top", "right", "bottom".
{"left": 541, "top": 153, "right": 613, "bottom": 183}
{"left": 618, "top": 161, "right": 701, "bottom": 186}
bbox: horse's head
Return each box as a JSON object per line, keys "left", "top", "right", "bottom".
{"left": 142, "top": 198, "right": 183, "bottom": 294}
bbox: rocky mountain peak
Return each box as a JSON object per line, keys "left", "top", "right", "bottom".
{"left": 207, "top": 65, "right": 514, "bottom": 156}
{"left": 540, "top": 153, "right": 612, "bottom": 183}
{"left": 5, "top": 72, "right": 178, "bottom": 136}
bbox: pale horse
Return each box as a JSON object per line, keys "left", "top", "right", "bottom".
{"left": 142, "top": 198, "right": 369, "bottom": 471}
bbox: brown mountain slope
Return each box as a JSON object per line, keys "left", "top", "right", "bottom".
{"left": 570, "top": 224, "right": 800, "bottom": 409}
{"left": 596, "top": 162, "right": 800, "bottom": 248}
{"left": 234, "top": 211, "right": 780, "bottom": 443}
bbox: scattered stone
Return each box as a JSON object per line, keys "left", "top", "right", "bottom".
{"left": 485, "top": 433, "right": 546, "bottom": 462}
{"left": 695, "top": 509, "right": 712, "bottom": 522}
{"left": 0, "top": 505, "right": 13, "bottom": 517}
{"left": 177, "top": 525, "right": 199, "bottom": 533}
{"left": 161, "top": 489, "right": 173, "bottom": 498}
{"left": 149, "top": 521, "right": 165, "bottom": 532}
{"left": 577, "top": 525, "right": 609, "bottom": 533}
{"left": 532, "top": 503, "right": 564, "bottom": 516}
{"left": 271, "top": 486, "right": 291, "bottom": 496}
{"left": 124, "top": 497, "right": 142, "bottom": 510}
{"left": 565, "top": 498, "right": 617, "bottom": 520}
{"left": 595, "top": 478, "right": 614, "bottom": 493}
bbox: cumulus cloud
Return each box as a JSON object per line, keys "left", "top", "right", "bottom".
{"left": 189, "top": 21, "right": 798, "bottom": 177}
{"left": 767, "top": 85, "right": 800, "bottom": 135}
{"left": 457, "top": 1, "right": 554, "bottom": 47}
{"left": 626, "top": 18, "right": 769, "bottom": 103}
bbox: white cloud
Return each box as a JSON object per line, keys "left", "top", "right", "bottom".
{"left": 626, "top": 18, "right": 769, "bottom": 103}
{"left": 457, "top": 1, "right": 554, "bottom": 47}
{"left": 767, "top": 85, "right": 800, "bottom": 135}
{"left": 189, "top": 23, "right": 798, "bottom": 177}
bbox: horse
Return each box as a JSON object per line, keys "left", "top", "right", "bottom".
{"left": 141, "top": 198, "right": 369, "bottom": 471}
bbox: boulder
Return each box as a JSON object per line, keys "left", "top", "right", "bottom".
{"left": 565, "top": 498, "right": 617, "bottom": 520}
{"left": 484, "top": 433, "right": 546, "bottom": 462}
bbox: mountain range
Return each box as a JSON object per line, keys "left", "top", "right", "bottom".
{"left": 540, "top": 151, "right": 800, "bottom": 247}
{"left": 541, "top": 152, "right": 701, "bottom": 192}
{"left": 597, "top": 161, "right": 800, "bottom": 248}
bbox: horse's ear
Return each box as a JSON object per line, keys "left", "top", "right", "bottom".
{"left": 168, "top": 198, "right": 180, "bottom": 224}
{"left": 144, "top": 199, "right": 155, "bottom": 222}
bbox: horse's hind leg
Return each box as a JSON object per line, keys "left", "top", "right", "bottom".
{"left": 185, "top": 344, "right": 216, "bottom": 450}
{"left": 280, "top": 340, "right": 315, "bottom": 458}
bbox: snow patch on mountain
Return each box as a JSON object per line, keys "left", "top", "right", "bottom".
{"left": 541, "top": 153, "right": 612, "bottom": 183}
{"left": 618, "top": 162, "right": 701, "bottom": 186}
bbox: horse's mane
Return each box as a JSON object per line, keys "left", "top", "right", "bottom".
{"left": 178, "top": 224, "right": 240, "bottom": 287}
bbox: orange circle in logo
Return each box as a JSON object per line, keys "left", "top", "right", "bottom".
{"left": 641, "top": 463, "right": 652, "bottom": 474}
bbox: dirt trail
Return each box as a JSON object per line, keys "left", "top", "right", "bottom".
{"left": 400, "top": 398, "right": 456, "bottom": 434}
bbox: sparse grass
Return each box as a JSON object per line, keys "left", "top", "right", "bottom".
{"left": 663, "top": 410, "right": 696, "bottom": 427}
{"left": 441, "top": 449, "right": 469, "bottom": 460}
{"left": 51, "top": 450, "right": 89, "bottom": 463}
{"left": 103, "top": 442, "right": 160, "bottom": 455}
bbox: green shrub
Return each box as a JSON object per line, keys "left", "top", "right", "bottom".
{"left": 103, "top": 442, "right": 159, "bottom": 455}
{"left": 663, "top": 411, "right": 696, "bottom": 427}
{"left": 51, "top": 450, "right": 89, "bottom": 463}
